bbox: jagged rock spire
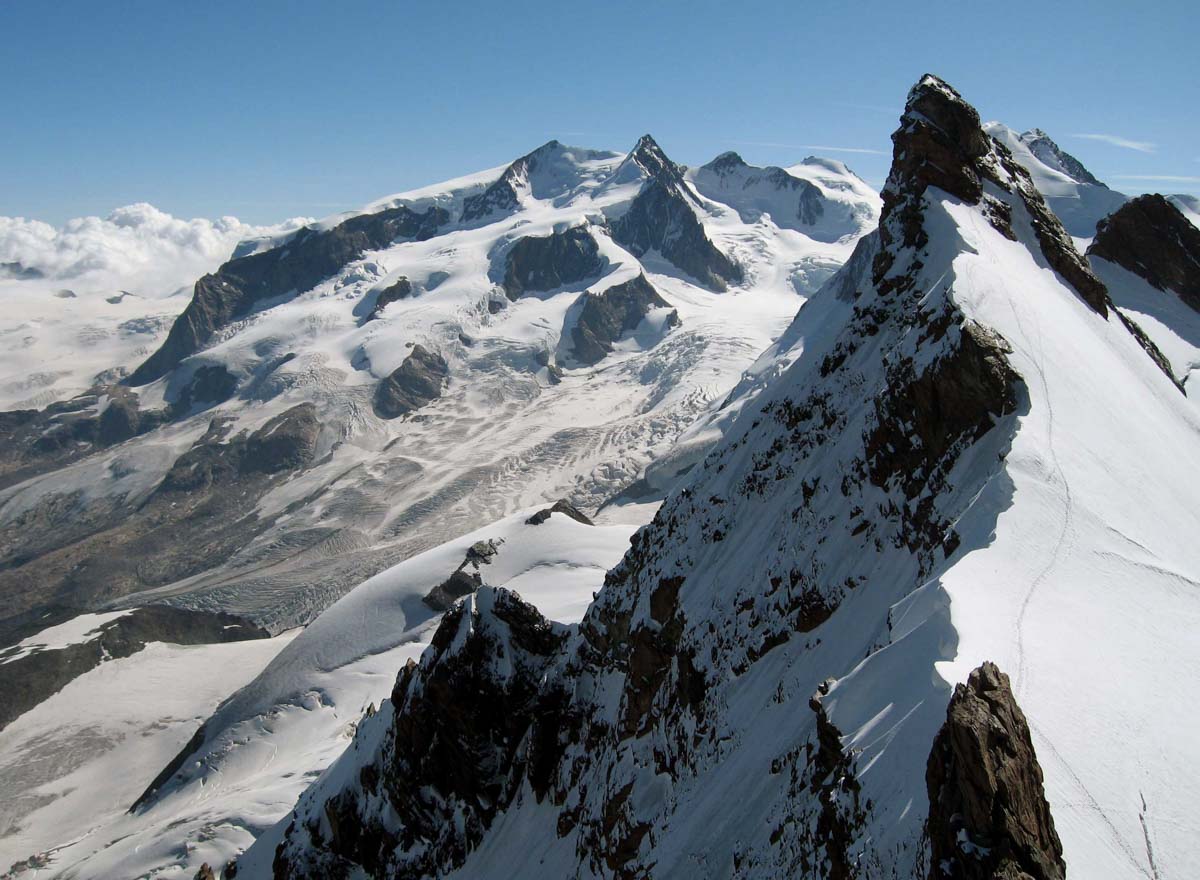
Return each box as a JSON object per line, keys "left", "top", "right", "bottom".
{"left": 926, "top": 662, "right": 1066, "bottom": 880}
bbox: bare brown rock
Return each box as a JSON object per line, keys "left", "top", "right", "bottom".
{"left": 926, "top": 662, "right": 1065, "bottom": 880}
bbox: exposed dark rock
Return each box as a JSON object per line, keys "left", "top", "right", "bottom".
{"left": 241, "top": 403, "right": 321, "bottom": 474}
{"left": 926, "top": 662, "right": 1065, "bottom": 880}
{"left": 610, "top": 135, "right": 742, "bottom": 291}
{"left": 461, "top": 140, "right": 579, "bottom": 224}
{"left": 272, "top": 588, "right": 569, "bottom": 879}
{"left": 366, "top": 276, "right": 413, "bottom": 320}
{"left": 0, "top": 605, "right": 269, "bottom": 732}
{"left": 569, "top": 274, "right": 678, "bottom": 366}
{"left": 0, "top": 406, "right": 324, "bottom": 630}
{"left": 1089, "top": 193, "right": 1200, "bottom": 311}
{"left": 422, "top": 569, "right": 482, "bottom": 612}
{"left": 866, "top": 320, "right": 1019, "bottom": 500}
{"left": 128, "top": 205, "right": 447, "bottom": 384}
{"left": 96, "top": 394, "right": 139, "bottom": 445}
{"left": 500, "top": 226, "right": 604, "bottom": 300}
{"left": 170, "top": 364, "right": 239, "bottom": 416}
{"left": 525, "top": 499, "right": 593, "bottom": 526}
{"left": 373, "top": 345, "right": 448, "bottom": 419}
{"left": 697, "top": 151, "right": 827, "bottom": 227}
{"left": 878, "top": 75, "right": 1108, "bottom": 317}
{"left": 195, "top": 862, "right": 216, "bottom": 880}
{"left": 0, "top": 385, "right": 158, "bottom": 490}
{"left": 421, "top": 538, "right": 502, "bottom": 611}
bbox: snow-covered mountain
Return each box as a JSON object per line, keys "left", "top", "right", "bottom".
{"left": 0, "top": 135, "right": 881, "bottom": 876}
{"left": 235, "top": 75, "right": 1200, "bottom": 880}
{"left": 6, "top": 71, "right": 1200, "bottom": 880}
{"left": 983, "top": 123, "right": 1128, "bottom": 245}
{"left": 0, "top": 135, "right": 878, "bottom": 641}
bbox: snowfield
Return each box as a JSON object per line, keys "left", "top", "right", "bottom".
{"left": 0, "top": 507, "right": 642, "bottom": 877}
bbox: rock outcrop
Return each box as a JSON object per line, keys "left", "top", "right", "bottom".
{"left": 1089, "top": 193, "right": 1200, "bottom": 312}
{"left": 266, "top": 77, "right": 1046, "bottom": 880}
{"left": 1020, "top": 128, "right": 1106, "bottom": 187}
{"left": 525, "top": 499, "right": 593, "bottom": 525}
{"left": 366, "top": 276, "right": 413, "bottom": 320}
{"left": 926, "top": 662, "right": 1065, "bottom": 880}
{"left": 610, "top": 135, "right": 742, "bottom": 291}
{"left": 273, "top": 588, "right": 569, "bottom": 879}
{"left": 500, "top": 225, "right": 605, "bottom": 300}
{"left": 569, "top": 274, "right": 678, "bottom": 366}
{"left": 373, "top": 345, "right": 449, "bottom": 419}
{"left": 128, "top": 205, "right": 447, "bottom": 384}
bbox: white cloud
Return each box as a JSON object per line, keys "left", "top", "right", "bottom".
{"left": 1071, "top": 133, "right": 1156, "bottom": 153}
{"left": 0, "top": 204, "right": 309, "bottom": 295}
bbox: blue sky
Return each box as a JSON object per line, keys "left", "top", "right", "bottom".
{"left": 3, "top": 0, "right": 1197, "bottom": 225}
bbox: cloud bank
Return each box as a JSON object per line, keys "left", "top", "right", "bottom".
{"left": 0, "top": 203, "right": 309, "bottom": 295}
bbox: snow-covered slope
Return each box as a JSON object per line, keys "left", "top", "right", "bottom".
{"left": 984, "top": 122, "right": 1128, "bottom": 245}
{"left": 0, "top": 136, "right": 878, "bottom": 636}
{"left": 0, "top": 630, "right": 295, "bottom": 874}
{"left": 1169, "top": 193, "right": 1200, "bottom": 228}
{"left": 3, "top": 506, "right": 640, "bottom": 878}
{"left": 254, "top": 76, "right": 1200, "bottom": 880}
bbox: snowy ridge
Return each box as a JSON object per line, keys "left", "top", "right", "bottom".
{"left": 984, "top": 122, "right": 1128, "bottom": 244}
{"left": 253, "top": 75, "right": 1200, "bottom": 880}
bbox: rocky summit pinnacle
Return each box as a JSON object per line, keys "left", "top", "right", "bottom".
{"left": 926, "top": 662, "right": 1066, "bottom": 880}
{"left": 626, "top": 133, "right": 685, "bottom": 185}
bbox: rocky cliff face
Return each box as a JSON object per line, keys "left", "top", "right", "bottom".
{"left": 372, "top": 344, "right": 448, "bottom": 419}
{"left": 1089, "top": 193, "right": 1200, "bottom": 312}
{"left": 127, "top": 205, "right": 447, "bottom": 384}
{"left": 568, "top": 274, "right": 678, "bottom": 366}
{"left": 926, "top": 662, "right": 1065, "bottom": 880}
{"left": 500, "top": 225, "right": 605, "bottom": 300}
{"left": 610, "top": 136, "right": 743, "bottom": 291}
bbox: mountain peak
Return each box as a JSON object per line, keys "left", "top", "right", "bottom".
{"left": 900, "top": 73, "right": 989, "bottom": 167}
{"left": 702, "top": 151, "right": 747, "bottom": 174}
{"left": 626, "top": 133, "right": 683, "bottom": 182}
{"left": 1018, "top": 128, "right": 1106, "bottom": 187}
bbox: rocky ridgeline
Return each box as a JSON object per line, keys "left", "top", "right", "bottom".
{"left": 569, "top": 274, "right": 679, "bottom": 366}
{"left": 373, "top": 345, "right": 449, "bottom": 420}
{"left": 500, "top": 225, "right": 605, "bottom": 301}
{"left": 610, "top": 135, "right": 743, "bottom": 291}
{"left": 127, "top": 204, "right": 448, "bottom": 384}
{"left": 264, "top": 75, "right": 1085, "bottom": 878}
